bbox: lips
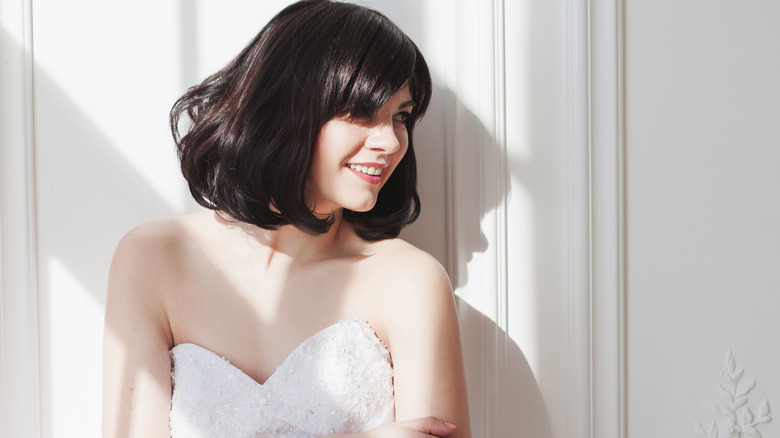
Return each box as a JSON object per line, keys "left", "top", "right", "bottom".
{"left": 345, "top": 163, "right": 386, "bottom": 185}
{"left": 347, "top": 163, "right": 384, "bottom": 176}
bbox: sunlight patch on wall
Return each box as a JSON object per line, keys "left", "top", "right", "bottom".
{"left": 506, "top": 180, "right": 536, "bottom": 365}
{"left": 44, "top": 256, "right": 103, "bottom": 437}
{"left": 420, "top": 0, "right": 456, "bottom": 88}
{"left": 505, "top": 0, "right": 532, "bottom": 163}
{"left": 33, "top": 2, "right": 191, "bottom": 213}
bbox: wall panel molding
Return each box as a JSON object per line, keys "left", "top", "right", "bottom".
{"left": 490, "top": 0, "right": 510, "bottom": 435}
{"left": 0, "top": 0, "right": 42, "bottom": 436}
{"left": 445, "top": 0, "right": 510, "bottom": 436}
{"left": 588, "top": 0, "right": 627, "bottom": 437}
{"left": 566, "top": 0, "right": 627, "bottom": 437}
{"left": 564, "top": 0, "right": 592, "bottom": 435}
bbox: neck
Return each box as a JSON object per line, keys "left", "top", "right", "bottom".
{"left": 218, "top": 210, "right": 351, "bottom": 264}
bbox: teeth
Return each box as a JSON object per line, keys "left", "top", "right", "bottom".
{"left": 349, "top": 164, "right": 383, "bottom": 176}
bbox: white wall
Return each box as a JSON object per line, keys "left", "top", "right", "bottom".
{"left": 4, "top": 1, "right": 777, "bottom": 438}
{"left": 580, "top": 1, "right": 780, "bottom": 437}
{"left": 624, "top": 1, "right": 780, "bottom": 437}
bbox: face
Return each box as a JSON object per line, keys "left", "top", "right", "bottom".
{"left": 306, "top": 86, "right": 414, "bottom": 215}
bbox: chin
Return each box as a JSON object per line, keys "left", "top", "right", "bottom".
{"left": 345, "top": 199, "right": 378, "bottom": 213}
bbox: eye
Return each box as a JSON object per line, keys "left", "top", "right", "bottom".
{"left": 393, "top": 111, "right": 411, "bottom": 124}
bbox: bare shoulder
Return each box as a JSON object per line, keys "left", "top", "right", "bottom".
{"left": 111, "top": 211, "right": 211, "bottom": 277}
{"left": 111, "top": 217, "right": 179, "bottom": 285}
{"left": 114, "top": 212, "right": 207, "bottom": 256}
{"left": 366, "top": 238, "right": 447, "bottom": 277}
{"left": 366, "top": 238, "right": 452, "bottom": 300}
{"left": 107, "top": 213, "right": 212, "bottom": 337}
{"left": 362, "top": 238, "right": 455, "bottom": 344}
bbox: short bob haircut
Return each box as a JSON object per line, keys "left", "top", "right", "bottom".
{"left": 170, "top": 0, "right": 432, "bottom": 241}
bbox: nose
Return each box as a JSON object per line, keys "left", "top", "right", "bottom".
{"left": 365, "top": 122, "right": 402, "bottom": 154}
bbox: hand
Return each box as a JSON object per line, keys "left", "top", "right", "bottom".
{"left": 326, "top": 416, "right": 458, "bottom": 437}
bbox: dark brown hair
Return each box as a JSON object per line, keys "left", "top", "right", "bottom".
{"left": 170, "top": 0, "right": 432, "bottom": 240}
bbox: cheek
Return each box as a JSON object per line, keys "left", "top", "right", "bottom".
{"left": 317, "top": 120, "right": 362, "bottom": 160}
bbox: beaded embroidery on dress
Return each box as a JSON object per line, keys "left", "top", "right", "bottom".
{"left": 169, "top": 319, "right": 394, "bottom": 438}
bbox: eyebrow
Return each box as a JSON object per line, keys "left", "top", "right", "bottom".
{"left": 399, "top": 100, "right": 415, "bottom": 110}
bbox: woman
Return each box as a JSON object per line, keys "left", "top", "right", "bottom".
{"left": 102, "top": 1, "right": 471, "bottom": 437}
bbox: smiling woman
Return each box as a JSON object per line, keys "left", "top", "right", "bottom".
{"left": 308, "top": 87, "right": 413, "bottom": 215}
{"left": 102, "top": 1, "right": 470, "bottom": 437}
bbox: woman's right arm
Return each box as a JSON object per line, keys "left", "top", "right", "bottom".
{"left": 102, "top": 226, "right": 176, "bottom": 438}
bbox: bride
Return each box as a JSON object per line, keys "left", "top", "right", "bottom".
{"left": 102, "top": 1, "right": 471, "bottom": 437}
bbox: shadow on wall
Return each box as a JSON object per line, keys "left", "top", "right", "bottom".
{"left": 418, "top": 82, "right": 554, "bottom": 438}
{"left": 394, "top": 1, "right": 567, "bottom": 434}
{"left": 459, "top": 297, "right": 554, "bottom": 438}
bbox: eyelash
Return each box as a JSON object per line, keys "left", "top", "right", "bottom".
{"left": 393, "top": 112, "right": 411, "bottom": 123}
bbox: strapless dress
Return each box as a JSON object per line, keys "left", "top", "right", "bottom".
{"left": 169, "top": 319, "right": 394, "bottom": 437}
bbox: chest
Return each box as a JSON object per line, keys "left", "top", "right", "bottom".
{"left": 167, "top": 254, "right": 387, "bottom": 385}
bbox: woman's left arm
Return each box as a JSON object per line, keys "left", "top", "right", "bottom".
{"left": 382, "top": 252, "right": 471, "bottom": 438}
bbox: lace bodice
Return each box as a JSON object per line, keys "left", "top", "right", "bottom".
{"left": 169, "top": 320, "right": 394, "bottom": 437}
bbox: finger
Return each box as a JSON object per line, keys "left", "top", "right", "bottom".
{"left": 396, "top": 416, "right": 458, "bottom": 436}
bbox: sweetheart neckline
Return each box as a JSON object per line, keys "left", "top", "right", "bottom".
{"left": 170, "top": 319, "right": 390, "bottom": 387}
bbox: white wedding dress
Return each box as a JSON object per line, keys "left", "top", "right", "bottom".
{"left": 169, "top": 320, "right": 395, "bottom": 437}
